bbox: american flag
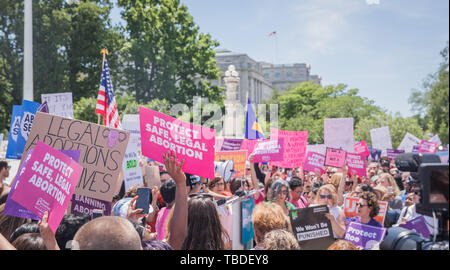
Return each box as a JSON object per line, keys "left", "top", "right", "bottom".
{"left": 95, "top": 58, "right": 121, "bottom": 128}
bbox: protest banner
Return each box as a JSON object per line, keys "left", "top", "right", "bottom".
{"left": 324, "top": 147, "right": 347, "bottom": 168}
{"left": 15, "top": 100, "right": 41, "bottom": 159}
{"left": 324, "top": 118, "right": 354, "bottom": 152}
{"left": 429, "top": 134, "right": 442, "bottom": 146}
{"left": 344, "top": 222, "right": 387, "bottom": 250}
{"left": 6, "top": 105, "right": 23, "bottom": 159}
{"left": 303, "top": 152, "right": 326, "bottom": 174}
{"left": 398, "top": 132, "right": 421, "bottom": 153}
{"left": 252, "top": 138, "right": 284, "bottom": 163}
{"left": 306, "top": 144, "right": 326, "bottom": 156}
{"left": 386, "top": 149, "right": 405, "bottom": 160}
{"left": 10, "top": 142, "right": 83, "bottom": 232}
{"left": 241, "top": 197, "right": 255, "bottom": 245}
{"left": 221, "top": 138, "right": 243, "bottom": 151}
{"left": 215, "top": 150, "right": 248, "bottom": 177}
{"left": 140, "top": 107, "right": 215, "bottom": 179}
{"left": 418, "top": 140, "right": 438, "bottom": 154}
{"left": 344, "top": 196, "right": 388, "bottom": 226}
{"left": 41, "top": 92, "right": 74, "bottom": 119}
{"left": 354, "top": 141, "right": 370, "bottom": 157}
{"left": 345, "top": 153, "right": 366, "bottom": 177}
{"left": 270, "top": 129, "right": 308, "bottom": 169}
{"left": 399, "top": 216, "right": 431, "bottom": 239}
{"left": 70, "top": 194, "right": 112, "bottom": 217}
{"left": 22, "top": 112, "right": 130, "bottom": 202}
{"left": 369, "top": 148, "right": 382, "bottom": 162}
{"left": 370, "top": 127, "right": 393, "bottom": 153}
{"left": 289, "top": 205, "right": 335, "bottom": 250}
{"left": 122, "top": 117, "right": 144, "bottom": 191}
{"left": 239, "top": 139, "right": 261, "bottom": 156}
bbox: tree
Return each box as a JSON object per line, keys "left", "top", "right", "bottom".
{"left": 117, "top": 0, "right": 224, "bottom": 106}
{"left": 409, "top": 42, "right": 449, "bottom": 144}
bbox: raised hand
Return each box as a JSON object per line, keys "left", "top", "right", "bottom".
{"left": 38, "top": 211, "right": 60, "bottom": 250}
{"left": 163, "top": 151, "right": 186, "bottom": 185}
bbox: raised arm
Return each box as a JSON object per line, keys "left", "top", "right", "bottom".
{"left": 164, "top": 151, "right": 187, "bottom": 250}
{"left": 0, "top": 233, "right": 16, "bottom": 250}
{"left": 337, "top": 165, "right": 348, "bottom": 207}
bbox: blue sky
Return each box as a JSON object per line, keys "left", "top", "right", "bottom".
{"left": 111, "top": 0, "right": 449, "bottom": 117}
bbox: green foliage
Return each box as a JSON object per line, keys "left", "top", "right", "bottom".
{"left": 117, "top": 0, "right": 224, "bottom": 106}
{"left": 409, "top": 42, "right": 449, "bottom": 144}
{"left": 73, "top": 96, "right": 98, "bottom": 123}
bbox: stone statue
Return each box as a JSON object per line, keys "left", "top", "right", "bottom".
{"left": 224, "top": 65, "right": 240, "bottom": 102}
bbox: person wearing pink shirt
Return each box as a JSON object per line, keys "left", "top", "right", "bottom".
{"left": 288, "top": 177, "right": 308, "bottom": 209}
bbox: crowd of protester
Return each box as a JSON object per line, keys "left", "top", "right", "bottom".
{"left": 0, "top": 151, "right": 442, "bottom": 250}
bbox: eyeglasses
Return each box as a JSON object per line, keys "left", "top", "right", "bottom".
{"left": 356, "top": 203, "right": 369, "bottom": 208}
{"left": 345, "top": 182, "right": 353, "bottom": 186}
{"left": 188, "top": 193, "right": 214, "bottom": 200}
{"left": 215, "top": 182, "right": 225, "bottom": 187}
{"left": 280, "top": 190, "right": 289, "bottom": 195}
{"left": 327, "top": 172, "right": 334, "bottom": 176}
{"left": 319, "top": 195, "right": 333, "bottom": 200}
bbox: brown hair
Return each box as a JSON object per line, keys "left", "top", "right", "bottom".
{"left": 12, "top": 233, "right": 47, "bottom": 250}
{"left": 263, "top": 229, "right": 300, "bottom": 250}
{"left": 264, "top": 177, "right": 277, "bottom": 202}
{"left": 207, "top": 176, "right": 225, "bottom": 189}
{"left": 124, "top": 185, "right": 143, "bottom": 198}
{"left": 0, "top": 203, "right": 29, "bottom": 241}
{"left": 360, "top": 191, "right": 380, "bottom": 218}
{"left": 330, "top": 173, "right": 342, "bottom": 191}
{"left": 327, "top": 240, "right": 358, "bottom": 250}
{"left": 251, "top": 202, "right": 290, "bottom": 244}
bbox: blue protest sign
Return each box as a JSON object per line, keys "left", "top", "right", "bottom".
{"left": 14, "top": 100, "right": 40, "bottom": 159}
{"left": 6, "top": 105, "right": 23, "bottom": 159}
{"left": 241, "top": 197, "right": 255, "bottom": 245}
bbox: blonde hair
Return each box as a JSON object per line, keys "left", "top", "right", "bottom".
{"left": 374, "top": 185, "right": 387, "bottom": 200}
{"left": 330, "top": 173, "right": 342, "bottom": 191}
{"left": 379, "top": 173, "right": 400, "bottom": 196}
{"left": 263, "top": 229, "right": 300, "bottom": 250}
{"left": 315, "top": 184, "right": 338, "bottom": 206}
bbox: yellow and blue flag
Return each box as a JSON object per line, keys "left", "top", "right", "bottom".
{"left": 245, "top": 98, "right": 265, "bottom": 139}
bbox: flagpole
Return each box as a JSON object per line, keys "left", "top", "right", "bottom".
{"left": 98, "top": 48, "right": 108, "bottom": 125}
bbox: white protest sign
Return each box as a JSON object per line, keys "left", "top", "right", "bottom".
{"left": 122, "top": 116, "right": 144, "bottom": 191}
{"left": 370, "top": 126, "right": 392, "bottom": 155}
{"left": 398, "top": 132, "right": 421, "bottom": 153}
{"left": 324, "top": 118, "right": 354, "bottom": 152}
{"left": 429, "top": 135, "right": 442, "bottom": 146}
{"left": 41, "top": 92, "right": 74, "bottom": 119}
{"left": 306, "top": 144, "right": 327, "bottom": 156}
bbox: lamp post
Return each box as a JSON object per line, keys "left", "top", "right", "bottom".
{"left": 23, "top": 0, "right": 33, "bottom": 101}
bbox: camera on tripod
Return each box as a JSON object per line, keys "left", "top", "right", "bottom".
{"left": 379, "top": 153, "right": 449, "bottom": 250}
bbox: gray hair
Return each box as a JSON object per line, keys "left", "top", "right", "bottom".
{"left": 268, "top": 179, "right": 291, "bottom": 202}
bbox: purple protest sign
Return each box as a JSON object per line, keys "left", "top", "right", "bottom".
{"left": 303, "top": 152, "right": 326, "bottom": 174}
{"left": 386, "top": 149, "right": 405, "bottom": 160}
{"left": 370, "top": 148, "right": 382, "bottom": 162}
{"left": 399, "top": 216, "right": 431, "bottom": 239}
{"left": 252, "top": 138, "right": 284, "bottom": 163}
{"left": 70, "top": 194, "right": 112, "bottom": 217}
{"left": 344, "top": 222, "right": 387, "bottom": 250}
{"left": 346, "top": 153, "right": 366, "bottom": 177}
{"left": 412, "top": 145, "right": 419, "bottom": 153}
{"left": 324, "top": 148, "right": 347, "bottom": 168}
{"left": 221, "top": 138, "right": 243, "bottom": 151}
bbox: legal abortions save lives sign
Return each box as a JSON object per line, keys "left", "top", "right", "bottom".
{"left": 11, "top": 142, "right": 83, "bottom": 232}
{"left": 22, "top": 112, "right": 130, "bottom": 202}
{"left": 140, "top": 107, "right": 216, "bottom": 179}
{"left": 289, "top": 205, "right": 335, "bottom": 250}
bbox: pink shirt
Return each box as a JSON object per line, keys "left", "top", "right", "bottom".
{"left": 155, "top": 207, "right": 171, "bottom": 241}
{"left": 290, "top": 195, "right": 308, "bottom": 209}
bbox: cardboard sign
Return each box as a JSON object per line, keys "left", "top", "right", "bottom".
{"left": 398, "top": 132, "right": 421, "bottom": 153}
{"left": 140, "top": 107, "right": 215, "bottom": 179}
{"left": 324, "top": 118, "right": 354, "bottom": 152}
{"left": 344, "top": 222, "right": 387, "bottom": 250}
{"left": 370, "top": 127, "right": 393, "bottom": 152}
{"left": 386, "top": 149, "right": 405, "bottom": 160}
{"left": 418, "top": 140, "right": 438, "bottom": 154}
{"left": 252, "top": 138, "right": 284, "bottom": 163}
{"left": 346, "top": 153, "right": 366, "bottom": 177}
{"left": 303, "top": 152, "right": 326, "bottom": 174}
{"left": 270, "top": 129, "right": 308, "bottom": 169}
{"left": 399, "top": 216, "right": 431, "bottom": 239}
{"left": 306, "top": 144, "right": 326, "bottom": 156}
{"left": 344, "top": 196, "right": 388, "bottom": 226}
{"left": 241, "top": 197, "right": 255, "bottom": 245}
{"left": 6, "top": 105, "right": 23, "bottom": 159}
{"left": 15, "top": 100, "right": 41, "bottom": 159}
{"left": 324, "top": 147, "right": 347, "bottom": 168}
{"left": 41, "top": 92, "right": 74, "bottom": 119}
{"left": 22, "top": 112, "right": 130, "bottom": 202}
{"left": 70, "top": 194, "right": 112, "bottom": 217}
{"left": 354, "top": 141, "right": 370, "bottom": 157}
{"left": 215, "top": 150, "right": 248, "bottom": 177}
{"left": 10, "top": 142, "right": 83, "bottom": 232}
{"left": 289, "top": 205, "right": 335, "bottom": 250}
{"left": 221, "top": 138, "right": 243, "bottom": 151}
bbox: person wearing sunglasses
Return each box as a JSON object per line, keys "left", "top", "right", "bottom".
{"left": 349, "top": 191, "right": 382, "bottom": 228}
{"left": 267, "top": 179, "right": 295, "bottom": 216}
{"left": 313, "top": 184, "right": 347, "bottom": 239}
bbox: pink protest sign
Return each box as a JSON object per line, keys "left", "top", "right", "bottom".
{"left": 418, "top": 140, "right": 438, "bottom": 154}
{"left": 10, "top": 141, "right": 83, "bottom": 232}
{"left": 303, "top": 152, "right": 326, "bottom": 174}
{"left": 140, "top": 107, "right": 216, "bottom": 179}
{"left": 324, "top": 147, "right": 347, "bottom": 168}
{"left": 346, "top": 153, "right": 367, "bottom": 177}
{"left": 270, "top": 129, "right": 308, "bottom": 168}
{"left": 240, "top": 139, "right": 261, "bottom": 156}
{"left": 354, "top": 141, "right": 370, "bottom": 157}
{"left": 252, "top": 138, "right": 284, "bottom": 163}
